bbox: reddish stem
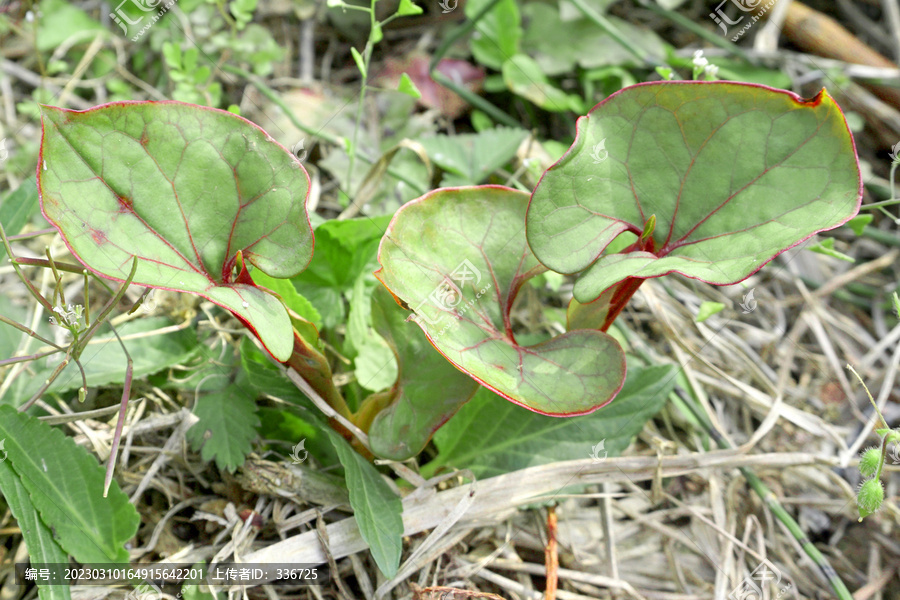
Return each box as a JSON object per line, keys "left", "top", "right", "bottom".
{"left": 598, "top": 232, "right": 657, "bottom": 332}
{"left": 599, "top": 277, "right": 645, "bottom": 332}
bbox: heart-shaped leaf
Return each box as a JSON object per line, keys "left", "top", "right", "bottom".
{"left": 375, "top": 186, "right": 626, "bottom": 416}
{"left": 38, "top": 101, "right": 313, "bottom": 360}
{"left": 527, "top": 82, "right": 862, "bottom": 303}
{"left": 365, "top": 285, "right": 480, "bottom": 460}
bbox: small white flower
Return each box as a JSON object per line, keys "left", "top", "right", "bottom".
{"left": 692, "top": 50, "right": 709, "bottom": 68}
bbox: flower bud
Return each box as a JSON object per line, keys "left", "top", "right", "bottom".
{"left": 858, "top": 478, "right": 884, "bottom": 520}
{"left": 859, "top": 447, "right": 881, "bottom": 478}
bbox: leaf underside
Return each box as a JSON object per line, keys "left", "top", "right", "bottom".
{"left": 38, "top": 101, "right": 314, "bottom": 360}
{"left": 366, "top": 285, "right": 480, "bottom": 460}
{"left": 527, "top": 82, "right": 862, "bottom": 303}
{"left": 375, "top": 186, "right": 626, "bottom": 416}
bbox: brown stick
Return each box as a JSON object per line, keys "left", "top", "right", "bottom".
{"left": 779, "top": 1, "right": 900, "bottom": 110}
{"left": 544, "top": 506, "right": 558, "bottom": 600}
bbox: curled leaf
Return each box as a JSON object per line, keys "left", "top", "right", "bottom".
{"left": 376, "top": 186, "right": 626, "bottom": 416}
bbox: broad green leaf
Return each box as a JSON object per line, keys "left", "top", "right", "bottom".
{"left": 366, "top": 286, "right": 479, "bottom": 460}
{"left": 424, "top": 362, "right": 677, "bottom": 478}
{"left": 7, "top": 316, "right": 199, "bottom": 407}
{"left": 324, "top": 429, "right": 403, "bottom": 578}
{"left": 36, "top": 0, "right": 103, "bottom": 51}
{"left": 354, "top": 337, "right": 398, "bottom": 393}
{"left": 293, "top": 216, "right": 390, "bottom": 328}
{"left": 419, "top": 127, "right": 528, "bottom": 186}
{"left": 466, "top": 0, "right": 522, "bottom": 71}
{"left": 521, "top": 4, "right": 666, "bottom": 76}
{"left": 527, "top": 82, "right": 862, "bottom": 303}
{"left": 251, "top": 268, "right": 322, "bottom": 330}
{"left": 0, "top": 460, "right": 71, "bottom": 600}
{"left": 186, "top": 384, "right": 260, "bottom": 472}
{"left": 0, "top": 176, "right": 40, "bottom": 262}
{"left": 38, "top": 102, "right": 314, "bottom": 361}
{"left": 0, "top": 406, "right": 140, "bottom": 564}
{"left": 502, "top": 55, "right": 584, "bottom": 113}
{"left": 375, "top": 186, "right": 626, "bottom": 416}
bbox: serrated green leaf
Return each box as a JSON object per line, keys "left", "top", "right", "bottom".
{"left": 186, "top": 385, "right": 260, "bottom": 472}
{"left": 324, "top": 429, "right": 403, "bottom": 577}
{"left": 0, "top": 460, "right": 71, "bottom": 600}
{"left": 39, "top": 102, "right": 314, "bottom": 361}
{"left": 696, "top": 301, "right": 725, "bottom": 322}
{"left": 424, "top": 362, "right": 677, "bottom": 478}
{"left": 0, "top": 406, "right": 140, "bottom": 564}
{"left": 0, "top": 176, "right": 40, "bottom": 262}
{"left": 419, "top": 128, "right": 528, "bottom": 186}
{"left": 527, "top": 82, "right": 862, "bottom": 303}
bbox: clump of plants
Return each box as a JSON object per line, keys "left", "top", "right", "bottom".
{"left": 0, "top": 80, "right": 863, "bottom": 586}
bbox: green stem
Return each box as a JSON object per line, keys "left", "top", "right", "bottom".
{"left": 673, "top": 386, "right": 853, "bottom": 600}
{"left": 346, "top": 29, "right": 374, "bottom": 198}
{"left": 220, "top": 64, "right": 426, "bottom": 195}
{"left": 427, "top": 0, "right": 520, "bottom": 128}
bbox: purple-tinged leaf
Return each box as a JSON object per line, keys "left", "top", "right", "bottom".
{"left": 38, "top": 101, "right": 313, "bottom": 360}
{"left": 528, "top": 82, "right": 862, "bottom": 304}
{"left": 375, "top": 186, "right": 626, "bottom": 416}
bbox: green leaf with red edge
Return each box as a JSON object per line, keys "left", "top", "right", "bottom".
{"left": 365, "top": 285, "right": 480, "bottom": 460}
{"left": 375, "top": 186, "right": 626, "bottom": 416}
{"left": 38, "top": 101, "right": 313, "bottom": 361}
{"left": 527, "top": 82, "right": 862, "bottom": 304}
